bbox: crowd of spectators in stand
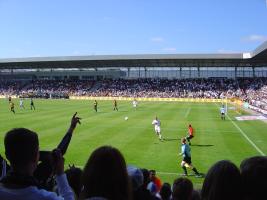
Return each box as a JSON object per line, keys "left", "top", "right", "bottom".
{"left": 1, "top": 77, "right": 267, "bottom": 110}
{"left": 0, "top": 80, "right": 95, "bottom": 98}
{"left": 0, "top": 114, "right": 266, "bottom": 200}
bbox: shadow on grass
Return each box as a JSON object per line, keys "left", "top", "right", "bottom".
{"left": 191, "top": 144, "right": 214, "bottom": 147}
{"left": 163, "top": 138, "right": 180, "bottom": 141}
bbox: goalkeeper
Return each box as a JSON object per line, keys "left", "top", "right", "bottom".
{"left": 180, "top": 138, "right": 200, "bottom": 177}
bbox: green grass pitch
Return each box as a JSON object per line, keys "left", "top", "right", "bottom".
{"left": 1, "top": 99, "right": 267, "bottom": 188}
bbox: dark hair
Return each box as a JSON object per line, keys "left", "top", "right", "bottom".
{"left": 160, "top": 182, "right": 172, "bottom": 200}
{"left": 240, "top": 156, "right": 267, "bottom": 200}
{"left": 81, "top": 146, "right": 131, "bottom": 200}
{"left": 149, "top": 169, "right": 156, "bottom": 181}
{"left": 5, "top": 128, "right": 39, "bottom": 168}
{"left": 201, "top": 160, "right": 242, "bottom": 200}
{"left": 172, "top": 177, "right": 193, "bottom": 200}
{"left": 141, "top": 168, "right": 150, "bottom": 187}
{"left": 65, "top": 166, "right": 83, "bottom": 198}
{"left": 191, "top": 190, "right": 201, "bottom": 200}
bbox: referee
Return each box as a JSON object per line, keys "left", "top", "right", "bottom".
{"left": 180, "top": 138, "right": 200, "bottom": 177}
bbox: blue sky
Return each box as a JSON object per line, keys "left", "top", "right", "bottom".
{"left": 0, "top": 0, "right": 267, "bottom": 58}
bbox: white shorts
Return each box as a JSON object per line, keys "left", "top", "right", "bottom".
{"left": 155, "top": 126, "right": 161, "bottom": 133}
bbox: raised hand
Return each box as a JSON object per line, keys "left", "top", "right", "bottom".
{"left": 69, "top": 112, "right": 81, "bottom": 131}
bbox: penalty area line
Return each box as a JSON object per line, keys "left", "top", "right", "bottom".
{"left": 226, "top": 114, "right": 265, "bottom": 156}
{"left": 184, "top": 107, "right": 191, "bottom": 118}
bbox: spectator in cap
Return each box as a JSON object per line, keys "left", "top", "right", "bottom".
{"left": 127, "top": 166, "right": 144, "bottom": 191}
{"left": 128, "top": 166, "right": 159, "bottom": 200}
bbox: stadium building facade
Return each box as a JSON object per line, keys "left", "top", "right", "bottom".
{"left": 0, "top": 42, "right": 267, "bottom": 80}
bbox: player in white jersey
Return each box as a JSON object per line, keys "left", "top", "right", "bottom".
{"left": 19, "top": 98, "right": 25, "bottom": 109}
{"left": 132, "top": 99, "right": 138, "bottom": 110}
{"left": 152, "top": 117, "right": 163, "bottom": 141}
{"left": 220, "top": 105, "right": 226, "bottom": 120}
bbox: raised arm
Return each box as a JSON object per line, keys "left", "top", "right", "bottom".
{"left": 57, "top": 112, "right": 81, "bottom": 155}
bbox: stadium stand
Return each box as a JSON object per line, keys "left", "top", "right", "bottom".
{"left": 1, "top": 78, "right": 267, "bottom": 111}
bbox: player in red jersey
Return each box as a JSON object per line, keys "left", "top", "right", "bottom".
{"left": 186, "top": 124, "right": 194, "bottom": 145}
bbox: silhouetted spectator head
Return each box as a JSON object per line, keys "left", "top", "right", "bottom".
{"left": 65, "top": 165, "right": 83, "bottom": 198}
{"left": 33, "top": 160, "right": 54, "bottom": 190}
{"left": 141, "top": 168, "right": 150, "bottom": 187}
{"left": 191, "top": 190, "right": 201, "bottom": 200}
{"left": 149, "top": 170, "right": 156, "bottom": 181}
{"left": 81, "top": 146, "right": 131, "bottom": 200}
{"left": 160, "top": 182, "right": 171, "bottom": 200}
{"left": 201, "top": 160, "right": 242, "bottom": 200}
{"left": 4, "top": 128, "right": 39, "bottom": 171}
{"left": 172, "top": 177, "right": 193, "bottom": 200}
{"left": 240, "top": 156, "right": 267, "bottom": 200}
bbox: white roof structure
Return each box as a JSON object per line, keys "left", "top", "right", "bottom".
{"left": 0, "top": 42, "right": 266, "bottom": 69}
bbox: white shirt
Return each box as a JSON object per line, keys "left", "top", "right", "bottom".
{"left": 152, "top": 119, "right": 161, "bottom": 128}
{"left": 0, "top": 174, "right": 74, "bottom": 200}
{"left": 220, "top": 107, "right": 225, "bottom": 114}
{"left": 19, "top": 100, "right": 23, "bottom": 106}
{"left": 132, "top": 101, "right": 137, "bottom": 107}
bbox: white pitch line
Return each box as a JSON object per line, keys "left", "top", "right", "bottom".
{"left": 215, "top": 102, "right": 265, "bottom": 156}
{"left": 73, "top": 165, "right": 179, "bottom": 175}
{"left": 184, "top": 107, "right": 191, "bottom": 118}
{"left": 226, "top": 114, "right": 265, "bottom": 156}
{"left": 157, "top": 171, "right": 179, "bottom": 175}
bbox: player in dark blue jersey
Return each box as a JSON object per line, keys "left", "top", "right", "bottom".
{"left": 30, "top": 98, "right": 35, "bottom": 110}
{"left": 93, "top": 100, "right": 98, "bottom": 112}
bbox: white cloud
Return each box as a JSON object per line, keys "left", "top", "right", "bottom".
{"left": 242, "top": 34, "right": 267, "bottom": 43}
{"left": 162, "top": 47, "right": 177, "bottom": 52}
{"left": 150, "top": 37, "right": 164, "bottom": 42}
